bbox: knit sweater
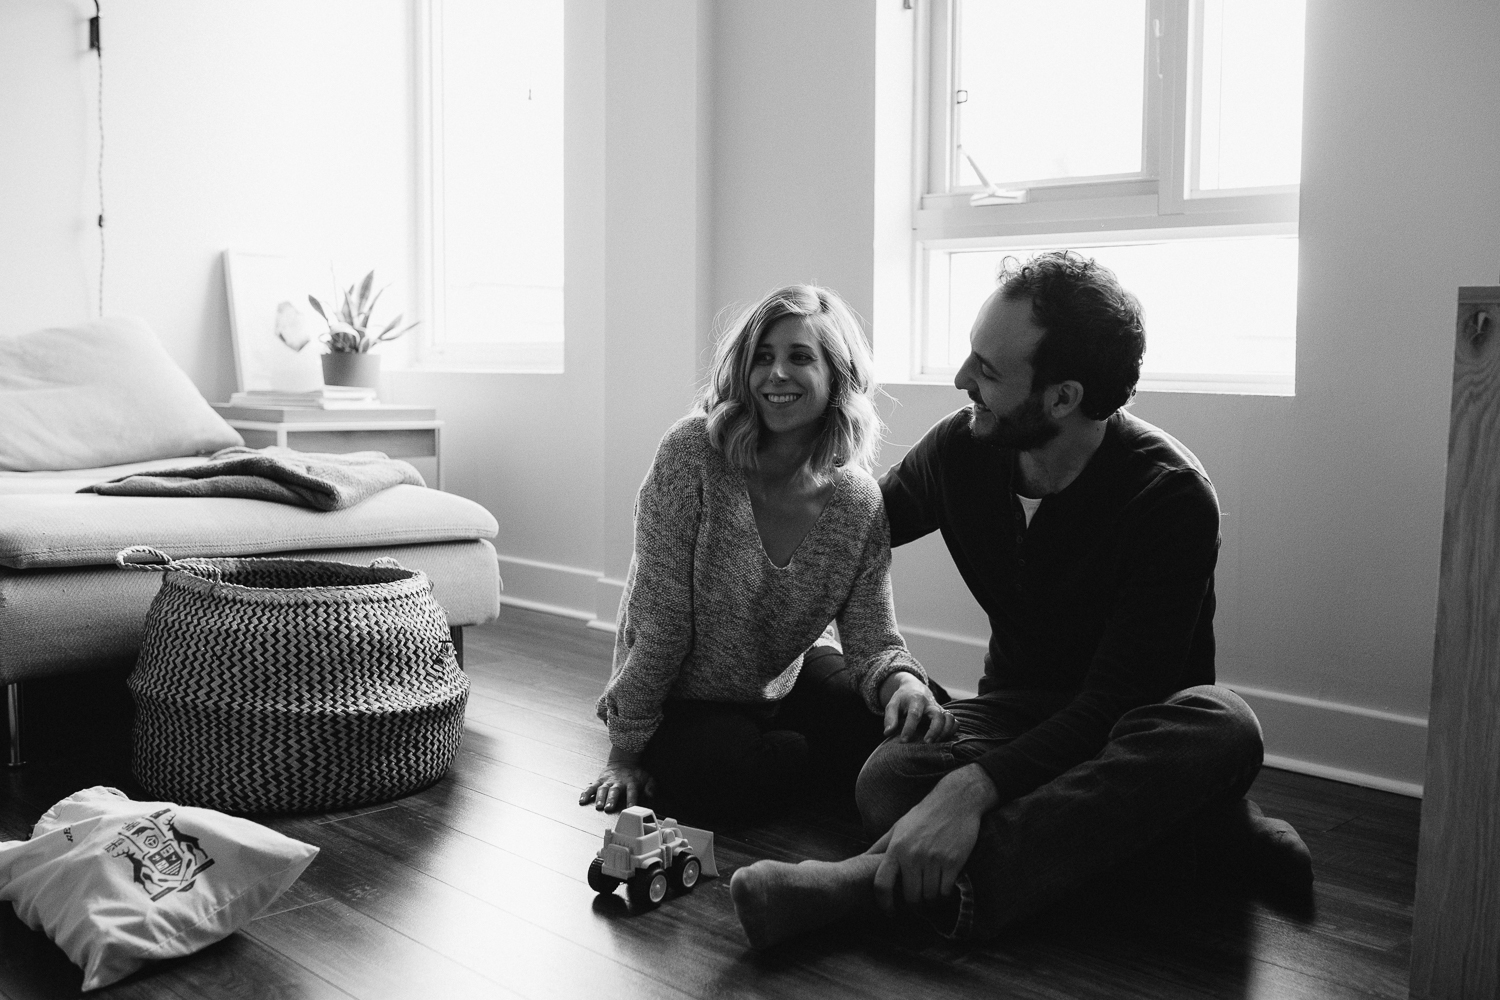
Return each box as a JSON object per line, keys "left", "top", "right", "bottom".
{"left": 597, "top": 415, "right": 926, "bottom": 753}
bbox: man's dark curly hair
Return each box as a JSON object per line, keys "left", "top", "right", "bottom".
{"left": 998, "top": 250, "right": 1146, "bottom": 421}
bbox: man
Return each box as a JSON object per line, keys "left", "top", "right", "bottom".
{"left": 730, "top": 251, "right": 1311, "bottom": 947}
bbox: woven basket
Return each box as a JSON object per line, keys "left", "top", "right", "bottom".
{"left": 120, "top": 546, "right": 469, "bottom": 815}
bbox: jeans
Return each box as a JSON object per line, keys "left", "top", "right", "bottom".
{"left": 855, "top": 684, "right": 1264, "bottom": 940}
{"left": 641, "top": 648, "right": 888, "bottom": 824}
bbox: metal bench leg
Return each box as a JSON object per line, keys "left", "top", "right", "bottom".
{"left": 6, "top": 683, "right": 22, "bottom": 768}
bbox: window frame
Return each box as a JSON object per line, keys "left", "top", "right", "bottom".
{"left": 908, "top": 0, "right": 1302, "bottom": 393}
{"left": 411, "top": 0, "right": 566, "bottom": 374}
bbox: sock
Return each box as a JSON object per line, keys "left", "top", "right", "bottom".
{"left": 1241, "top": 798, "right": 1314, "bottom": 891}
{"left": 1195, "top": 797, "right": 1314, "bottom": 893}
{"left": 730, "top": 854, "right": 881, "bottom": 950}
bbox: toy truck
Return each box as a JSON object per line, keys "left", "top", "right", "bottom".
{"left": 587, "top": 806, "right": 719, "bottom": 909}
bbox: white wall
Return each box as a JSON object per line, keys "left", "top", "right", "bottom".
{"left": 599, "top": 0, "right": 714, "bottom": 608}
{"left": 8, "top": 0, "right": 1494, "bottom": 794}
{"left": 387, "top": 0, "right": 610, "bottom": 620}
{"left": 0, "top": 2, "right": 93, "bottom": 334}
{"left": 1165, "top": 1, "right": 1500, "bottom": 792}
{"left": 385, "top": 0, "right": 713, "bottom": 628}
{"left": 0, "top": 0, "right": 414, "bottom": 402}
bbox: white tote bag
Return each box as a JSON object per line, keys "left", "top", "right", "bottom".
{"left": 0, "top": 786, "right": 318, "bottom": 991}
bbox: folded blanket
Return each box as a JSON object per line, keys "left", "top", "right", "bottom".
{"left": 82, "top": 446, "right": 426, "bottom": 511}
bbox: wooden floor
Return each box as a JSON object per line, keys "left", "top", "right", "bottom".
{"left": 1, "top": 607, "right": 1420, "bottom": 999}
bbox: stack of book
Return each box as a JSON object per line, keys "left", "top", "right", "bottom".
{"left": 229, "top": 387, "right": 379, "bottom": 409}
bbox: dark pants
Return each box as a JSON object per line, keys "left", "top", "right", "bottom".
{"left": 640, "top": 650, "right": 888, "bottom": 825}
{"left": 855, "top": 684, "right": 1264, "bottom": 940}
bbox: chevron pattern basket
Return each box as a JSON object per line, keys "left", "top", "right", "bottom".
{"left": 119, "top": 546, "right": 469, "bottom": 815}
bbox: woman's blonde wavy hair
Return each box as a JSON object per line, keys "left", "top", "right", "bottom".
{"left": 699, "top": 284, "right": 883, "bottom": 478}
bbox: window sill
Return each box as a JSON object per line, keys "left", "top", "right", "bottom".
{"left": 915, "top": 195, "right": 1298, "bottom": 244}
{"left": 1137, "top": 373, "right": 1294, "bottom": 396}
{"left": 903, "top": 369, "right": 1295, "bottom": 397}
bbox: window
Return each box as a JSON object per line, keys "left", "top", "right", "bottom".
{"left": 417, "top": 0, "right": 565, "bottom": 372}
{"left": 911, "top": 0, "right": 1306, "bottom": 394}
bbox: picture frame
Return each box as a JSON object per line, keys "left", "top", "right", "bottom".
{"left": 222, "top": 250, "right": 329, "bottom": 393}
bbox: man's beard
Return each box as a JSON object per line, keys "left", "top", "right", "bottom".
{"left": 970, "top": 389, "right": 1060, "bottom": 451}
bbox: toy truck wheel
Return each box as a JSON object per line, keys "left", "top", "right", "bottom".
{"left": 669, "top": 854, "right": 701, "bottom": 893}
{"left": 627, "top": 866, "right": 669, "bottom": 909}
{"left": 587, "top": 858, "right": 621, "bottom": 895}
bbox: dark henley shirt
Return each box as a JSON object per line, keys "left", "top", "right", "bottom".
{"left": 880, "top": 407, "right": 1221, "bottom": 806}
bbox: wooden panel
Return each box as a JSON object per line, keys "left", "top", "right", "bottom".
{"left": 1411, "top": 287, "right": 1500, "bottom": 999}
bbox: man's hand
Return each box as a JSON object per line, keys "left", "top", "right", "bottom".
{"left": 579, "top": 748, "right": 656, "bottom": 812}
{"left": 868, "top": 764, "right": 999, "bottom": 910}
{"left": 880, "top": 672, "right": 956, "bottom": 743}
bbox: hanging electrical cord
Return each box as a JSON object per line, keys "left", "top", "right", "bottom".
{"left": 91, "top": 0, "right": 105, "bottom": 317}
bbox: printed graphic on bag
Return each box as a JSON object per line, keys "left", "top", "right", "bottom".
{"left": 102, "top": 809, "right": 215, "bottom": 901}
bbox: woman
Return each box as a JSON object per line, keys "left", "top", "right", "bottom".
{"left": 579, "top": 285, "right": 953, "bottom": 823}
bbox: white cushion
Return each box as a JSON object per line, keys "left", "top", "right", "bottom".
{"left": 0, "top": 317, "right": 242, "bottom": 472}
{"left": 0, "top": 786, "right": 317, "bottom": 992}
{"left": 0, "top": 484, "right": 499, "bottom": 570}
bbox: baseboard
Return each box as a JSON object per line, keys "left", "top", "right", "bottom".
{"left": 497, "top": 594, "right": 594, "bottom": 622}
{"left": 1223, "top": 684, "right": 1427, "bottom": 797}
{"left": 495, "top": 554, "right": 623, "bottom": 632}
{"left": 1261, "top": 754, "right": 1423, "bottom": 799}
{"left": 899, "top": 625, "right": 984, "bottom": 700}
{"left": 496, "top": 553, "right": 599, "bottom": 619}
{"left": 493, "top": 564, "right": 1429, "bottom": 797}
{"left": 902, "top": 626, "right": 1428, "bottom": 797}
{"left": 592, "top": 576, "right": 626, "bottom": 633}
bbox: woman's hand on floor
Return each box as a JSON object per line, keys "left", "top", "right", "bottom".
{"left": 580, "top": 751, "right": 656, "bottom": 812}
{"left": 880, "top": 672, "right": 957, "bottom": 743}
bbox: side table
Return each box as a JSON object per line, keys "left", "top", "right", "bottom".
{"left": 212, "top": 404, "right": 445, "bottom": 490}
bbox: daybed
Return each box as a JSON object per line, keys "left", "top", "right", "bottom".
{"left": 0, "top": 318, "right": 500, "bottom": 766}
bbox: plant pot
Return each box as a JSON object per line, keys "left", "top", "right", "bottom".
{"left": 321, "top": 352, "right": 381, "bottom": 390}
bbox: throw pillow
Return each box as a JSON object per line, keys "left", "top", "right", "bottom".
{"left": 0, "top": 317, "right": 243, "bottom": 472}
{"left": 0, "top": 786, "right": 318, "bottom": 991}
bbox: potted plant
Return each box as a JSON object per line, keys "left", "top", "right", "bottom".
{"left": 308, "top": 271, "right": 418, "bottom": 389}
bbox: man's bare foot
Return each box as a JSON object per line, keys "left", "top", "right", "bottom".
{"left": 730, "top": 856, "right": 880, "bottom": 950}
